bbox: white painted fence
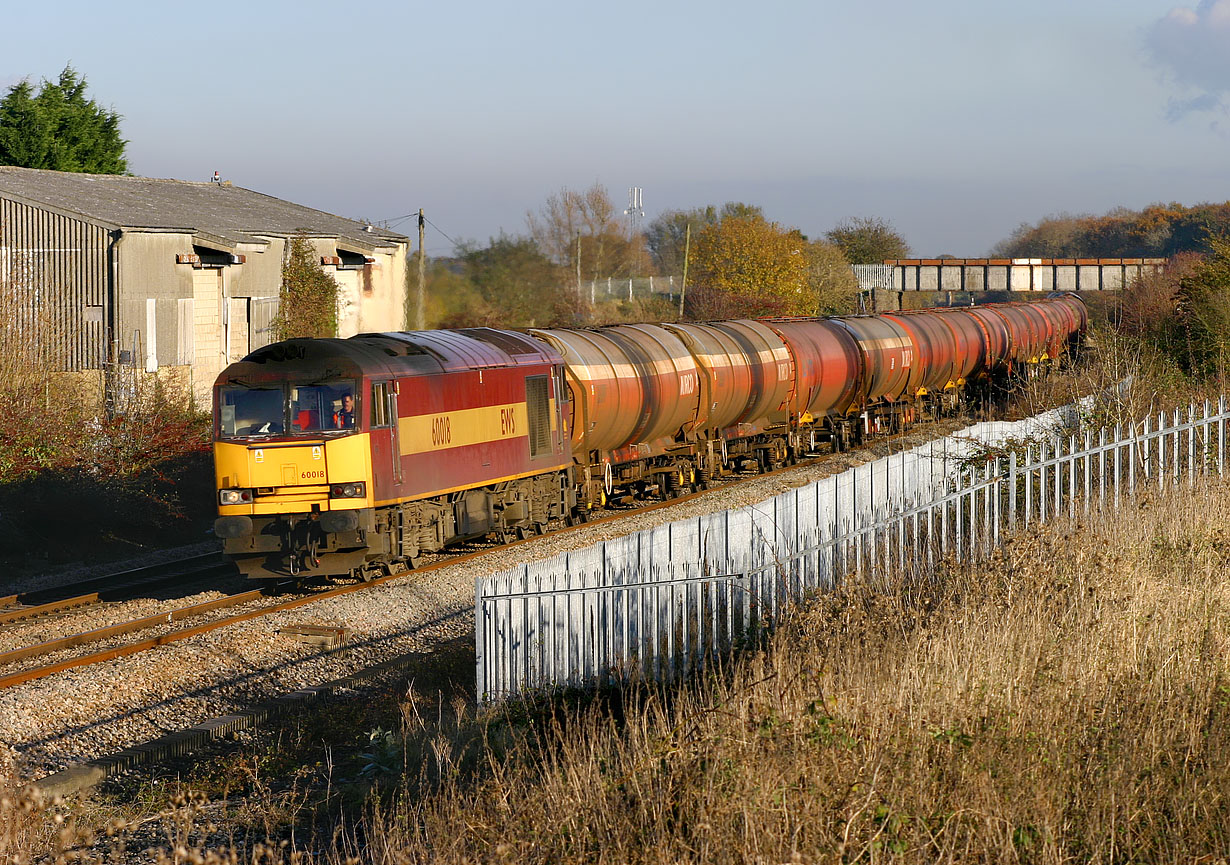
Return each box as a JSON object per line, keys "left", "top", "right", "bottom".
{"left": 476, "top": 396, "right": 1228, "bottom": 701}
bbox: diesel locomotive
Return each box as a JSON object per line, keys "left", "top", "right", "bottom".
{"left": 211, "top": 294, "right": 1087, "bottom": 581}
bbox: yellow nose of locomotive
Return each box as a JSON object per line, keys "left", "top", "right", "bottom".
{"left": 214, "top": 435, "right": 372, "bottom": 515}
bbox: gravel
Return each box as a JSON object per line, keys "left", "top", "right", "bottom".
{"left": 2, "top": 541, "right": 220, "bottom": 598}
{"left": 0, "top": 421, "right": 968, "bottom": 781}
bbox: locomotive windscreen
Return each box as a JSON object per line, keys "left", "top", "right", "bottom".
{"left": 218, "top": 379, "right": 357, "bottom": 438}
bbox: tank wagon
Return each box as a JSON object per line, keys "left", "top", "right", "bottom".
{"left": 212, "top": 295, "right": 1086, "bottom": 582}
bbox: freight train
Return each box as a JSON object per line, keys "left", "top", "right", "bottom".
{"left": 211, "top": 294, "right": 1087, "bottom": 581}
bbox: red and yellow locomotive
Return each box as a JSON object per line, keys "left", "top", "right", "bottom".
{"left": 212, "top": 329, "right": 575, "bottom": 581}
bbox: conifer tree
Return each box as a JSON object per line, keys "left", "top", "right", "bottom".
{"left": 0, "top": 65, "right": 128, "bottom": 173}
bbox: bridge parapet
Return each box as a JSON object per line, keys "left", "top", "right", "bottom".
{"left": 877, "top": 258, "right": 1165, "bottom": 292}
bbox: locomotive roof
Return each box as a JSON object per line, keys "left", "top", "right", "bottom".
{"left": 216, "top": 328, "right": 559, "bottom": 385}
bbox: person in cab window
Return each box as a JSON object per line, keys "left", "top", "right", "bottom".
{"left": 334, "top": 392, "right": 355, "bottom": 429}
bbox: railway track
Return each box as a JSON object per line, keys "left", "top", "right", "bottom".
{"left": 0, "top": 414, "right": 947, "bottom": 697}
{"left": 0, "top": 552, "right": 234, "bottom": 625}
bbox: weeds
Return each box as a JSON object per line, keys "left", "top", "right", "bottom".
{"left": 342, "top": 475, "right": 1230, "bottom": 863}
{"left": 0, "top": 267, "right": 213, "bottom": 570}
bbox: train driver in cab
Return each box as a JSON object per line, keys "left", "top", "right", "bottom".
{"left": 334, "top": 392, "right": 355, "bottom": 429}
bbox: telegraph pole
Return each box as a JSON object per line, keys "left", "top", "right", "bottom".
{"left": 416, "top": 209, "right": 426, "bottom": 330}
{"left": 575, "top": 230, "right": 582, "bottom": 300}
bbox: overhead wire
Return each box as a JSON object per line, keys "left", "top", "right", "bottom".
{"left": 374, "top": 211, "right": 463, "bottom": 253}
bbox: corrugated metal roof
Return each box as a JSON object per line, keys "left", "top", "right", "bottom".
{"left": 0, "top": 166, "right": 408, "bottom": 251}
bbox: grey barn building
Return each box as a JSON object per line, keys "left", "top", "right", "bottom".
{"left": 0, "top": 166, "right": 410, "bottom": 403}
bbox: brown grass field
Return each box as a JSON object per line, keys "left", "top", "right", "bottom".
{"left": 338, "top": 477, "right": 1230, "bottom": 864}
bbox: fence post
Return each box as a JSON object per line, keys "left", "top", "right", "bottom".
{"left": 993, "top": 457, "right": 1002, "bottom": 547}
{"left": 1039, "top": 439, "right": 1047, "bottom": 524}
{"left": 1157, "top": 411, "right": 1166, "bottom": 491}
{"left": 1174, "top": 406, "right": 1182, "bottom": 486}
{"left": 1220, "top": 396, "right": 1226, "bottom": 477}
{"left": 1187, "top": 403, "right": 1195, "bottom": 485}
{"left": 954, "top": 470, "right": 963, "bottom": 560}
{"left": 475, "top": 576, "right": 487, "bottom": 701}
{"left": 1009, "top": 450, "right": 1017, "bottom": 531}
{"left": 1097, "top": 427, "right": 1106, "bottom": 510}
{"left": 1203, "top": 399, "right": 1211, "bottom": 477}
{"left": 940, "top": 477, "right": 949, "bottom": 556}
{"left": 1142, "top": 414, "right": 1151, "bottom": 485}
{"left": 1083, "top": 430, "right": 1092, "bottom": 514}
{"left": 1065, "top": 434, "right": 1074, "bottom": 518}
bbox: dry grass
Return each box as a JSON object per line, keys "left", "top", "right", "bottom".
{"left": 12, "top": 452, "right": 1230, "bottom": 864}
{"left": 343, "top": 477, "right": 1230, "bottom": 864}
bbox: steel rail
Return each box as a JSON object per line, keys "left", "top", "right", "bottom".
{"left": 0, "top": 565, "right": 236, "bottom": 627}
{"left": 7, "top": 553, "right": 227, "bottom": 607}
{"left": 0, "top": 588, "right": 269, "bottom": 671}
{"left": 0, "top": 593, "right": 108, "bottom": 626}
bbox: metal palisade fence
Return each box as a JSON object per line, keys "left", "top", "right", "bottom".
{"left": 476, "top": 396, "right": 1229, "bottom": 702}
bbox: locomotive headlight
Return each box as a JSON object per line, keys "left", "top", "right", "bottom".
{"left": 330, "top": 482, "right": 366, "bottom": 499}
{"left": 219, "top": 488, "right": 254, "bottom": 505}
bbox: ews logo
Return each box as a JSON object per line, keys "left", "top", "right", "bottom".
{"left": 501, "top": 407, "right": 517, "bottom": 436}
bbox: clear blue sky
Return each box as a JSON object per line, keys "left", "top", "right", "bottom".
{"left": 4, "top": 0, "right": 1228, "bottom": 257}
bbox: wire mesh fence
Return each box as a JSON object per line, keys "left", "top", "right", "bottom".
{"left": 476, "top": 396, "right": 1227, "bottom": 701}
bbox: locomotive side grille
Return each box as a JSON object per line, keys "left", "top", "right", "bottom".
{"left": 526, "top": 375, "right": 551, "bottom": 458}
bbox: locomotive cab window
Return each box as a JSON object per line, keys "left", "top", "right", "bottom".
{"left": 371, "top": 382, "right": 393, "bottom": 428}
{"left": 219, "top": 387, "right": 283, "bottom": 437}
{"left": 290, "top": 381, "right": 358, "bottom": 432}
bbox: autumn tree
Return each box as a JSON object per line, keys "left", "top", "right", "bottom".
{"left": 644, "top": 202, "right": 762, "bottom": 277}
{"left": 825, "top": 216, "right": 910, "bottom": 264}
{"left": 459, "top": 235, "right": 570, "bottom": 326}
{"left": 1118, "top": 253, "right": 1200, "bottom": 351}
{"left": 526, "top": 183, "right": 648, "bottom": 280}
{"left": 273, "top": 236, "right": 339, "bottom": 339}
{"left": 717, "top": 202, "right": 764, "bottom": 222}
{"left": 426, "top": 235, "right": 578, "bottom": 329}
{"left": 991, "top": 202, "right": 1230, "bottom": 258}
{"left": 1176, "top": 237, "right": 1230, "bottom": 374}
{"left": 805, "top": 239, "right": 859, "bottom": 314}
{"left": 686, "top": 215, "right": 812, "bottom": 318}
{"left": 645, "top": 207, "right": 716, "bottom": 276}
{"left": 0, "top": 65, "right": 128, "bottom": 173}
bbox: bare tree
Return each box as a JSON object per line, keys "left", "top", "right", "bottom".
{"left": 526, "top": 183, "right": 647, "bottom": 280}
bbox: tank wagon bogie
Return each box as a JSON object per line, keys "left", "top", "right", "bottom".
{"left": 212, "top": 295, "right": 1087, "bottom": 581}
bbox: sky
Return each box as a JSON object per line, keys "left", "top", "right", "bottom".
{"left": 3, "top": 0, "right": 1229, "bottom": 258}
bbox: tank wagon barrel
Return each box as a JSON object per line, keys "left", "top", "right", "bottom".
{"left": 211, "top": 295, "right": 1086, "bottom": 582}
